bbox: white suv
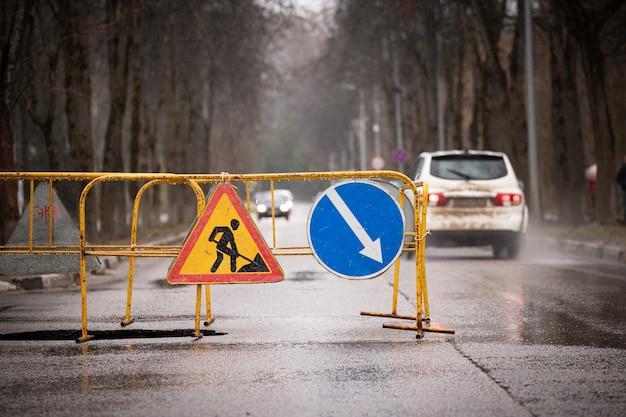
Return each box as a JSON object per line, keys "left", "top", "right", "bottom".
{"left": 413, "top": 150, "right": 528, "bottom": 259}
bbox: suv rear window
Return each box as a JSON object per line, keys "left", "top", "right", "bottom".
{"left": 430, "top": 155, "right": 507, "bottom": 180}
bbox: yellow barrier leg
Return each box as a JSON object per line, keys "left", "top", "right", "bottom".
{"left": 122, "top": 180, "right": 156, "bottom": 327}
{"left": 418, "top": 195, "right": 431, "bottom": 321}
{"left": 121, "top": 256, "right": 136, "bottom": 327}
{"left": 77, "top": 247, "right": 94, "bottom": 343}
{"left": 360, "top": 254, "right": 418, "bottom": 321}
{"left": 193, "top": 284, "right": 203, "bottom": 338}
{"left": 391, "top": 256, "right": 401, "bottom": 315}
{"left": 77, "top": 186, "right": 93, "bottom": 343}
{"left": 414, "top": 236, "right": 425, "bottom": 338}
{"left": 421, "top": 259, "right": 430, "bottom": 320}
{"left": 204, "top": 285, "right": 214, "bottom": 326}
{"left": 77, "top": 265, "right": 93, "bottom": 343}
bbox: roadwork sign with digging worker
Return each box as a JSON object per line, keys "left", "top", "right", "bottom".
{"left": 208, "top": 219, "right": 269, "bottom": 273}
{"left": 167, "top": 182, "right": 283, "bottom": 284}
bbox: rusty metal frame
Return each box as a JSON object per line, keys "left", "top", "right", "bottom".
{"left": 0, "top": 171, "right": 454, "bottom": 342}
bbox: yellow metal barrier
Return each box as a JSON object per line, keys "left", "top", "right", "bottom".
{"left": 0, "top": 171, "right": 454, "bottom": 342}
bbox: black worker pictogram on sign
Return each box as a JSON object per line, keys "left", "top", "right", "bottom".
{"left": 167, "top": 182, "right": 283, "bottom": 284}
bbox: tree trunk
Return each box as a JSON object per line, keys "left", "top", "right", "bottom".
{"left": 551, "top": 0, "right": 622, "bottom": 224}
{"left": 59, "top": 0, "right": 96, "bottom": 236}
{"left": 128, "top": 4, "right": 141, "bottom": 206}
{"left": 0, "top": 0, "right": 36, "bottom": 243}
{"left": 550, "top": 24, "right": 586, "bottom": 225}
{"left": 26, "top": 66, "right": 61, "bottom": 172}
{"left": 581, "top": 38, "right": 616, "bottom": 224}
{"left": 60, "top": 2, "right": 94, "bottom": 172}
{"left": 25, "top": 3, "right": 61, "bottom": 173}
{"left": 101, "top": 0, "right": 130, "bottom": 239}
{"left": 508, "top": 6, "right": 528, "bottom": 187}
{"left": 0, "top": 100, "right": 19, "bottom": 244}
{"left": 470, "top": 0, "right": 512, "bottom": 154}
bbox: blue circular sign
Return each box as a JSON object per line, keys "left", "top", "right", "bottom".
{"left": 307, "top": 180, "right": 405, "bottom": 279}
{"left": 393, "top": 148, "right": 409, "bottom": 164}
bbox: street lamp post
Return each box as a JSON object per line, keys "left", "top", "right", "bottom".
{"left": 392, "top": 43, "right": 404, "bottom": 172}
{"left": 525, "top": 0, "right": 541, "bottom": 221}
{"left": 435, "top": 5, "right": 445, "bottom": 151}
{"left": 358, "top": 89, "right": 366, "bottom": 171}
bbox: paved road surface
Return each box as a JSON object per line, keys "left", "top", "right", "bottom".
{"left": 1, "top": 202, "right": 624, "bottom": 417}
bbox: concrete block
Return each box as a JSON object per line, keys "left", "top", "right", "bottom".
{"left": 0, "top": 281, "right": 17, "bottom": 292}
{"left": 40, "top": 273, "right": 73, "bottom": 289}
{"left": 0, "top": 183, "right": 100, "bottom": 276}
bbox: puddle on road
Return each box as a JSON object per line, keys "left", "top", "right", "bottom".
{"left": 434, "top": 257, "right": 626, "bottom": 349}
{"left": 518, "top": 307, "right": 626, "bottom": 349}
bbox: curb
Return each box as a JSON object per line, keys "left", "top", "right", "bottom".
{"left": 527, "top": 235, "right": 626, "bottom": 263}
{"left": 3, "top": 256, "right": 125, "bottom": 292}
{"left": 558, "top": 239, "right": 626, "bottom": 263}
{"left": 13, "top": 272, "right": 76, "bottom": 291}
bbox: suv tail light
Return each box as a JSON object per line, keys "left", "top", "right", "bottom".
{"left": 493, "top": 193, "right": 523, "bottom": 206}
{"left": 428, "top": 193, "right": 447, "bottom": 207}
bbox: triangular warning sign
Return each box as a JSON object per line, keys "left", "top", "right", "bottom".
{"left": 167, "top": 182, "right": 283, "bottom": 284}
{"left": 0, "top": 183, "right": 100, "bottom": 276}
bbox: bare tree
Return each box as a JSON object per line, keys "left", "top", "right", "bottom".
{"left": 315, "top": 0, "right": 625, "bottom": 225}
{"left": 25, "top": 1, "right": 62, "bottom": 172}
{"left": 59, "top": 0, "right": 94, "bottom": 172}
{"left": 101, "top": 0, "right": 131, "bottom": 239}
{"left": 552, "top": 0, "right": 625, "bottom": 224}
{"left": 546, "top": 2, "right": 586, "bottom": 224}
{"left": 0, "top": 0, "right": 36, "bottom": 243}
{"left": 59, "top": 0, "right": 97, "bottom": 235}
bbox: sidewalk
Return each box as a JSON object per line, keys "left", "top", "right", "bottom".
{"left": 555, "top": 238, "right": 626, "bottom": 263}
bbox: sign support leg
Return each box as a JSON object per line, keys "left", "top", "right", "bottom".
{"left": 121, "top": 256, "right": 136, "bottom": 327}
{"left": 204, "top": 285, "right": 214, "bottom": 325}
{"left": 193, "top": 284, "right": 203, "bottom": 338}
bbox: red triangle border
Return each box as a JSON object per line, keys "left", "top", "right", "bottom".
{"left": 167, "top": 182, "right": 283, "bottom": 284}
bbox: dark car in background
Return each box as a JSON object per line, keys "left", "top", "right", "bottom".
{"left": 254, "top": 190, "right": 293, "bottom": 220}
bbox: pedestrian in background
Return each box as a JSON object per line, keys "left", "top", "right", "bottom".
{"left": 616, "top": 155, "right": 626, "bottom": 223}
{"left": 585, "top": 164, "right": 597, "bottom": 221}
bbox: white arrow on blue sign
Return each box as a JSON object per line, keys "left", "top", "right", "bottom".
{"left": 307, "top": 180, "right": 406, "bottom": 279}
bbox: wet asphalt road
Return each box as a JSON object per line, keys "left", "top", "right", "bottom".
{"left": 0, "top": 202, "right": 625, "bottom": 417}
